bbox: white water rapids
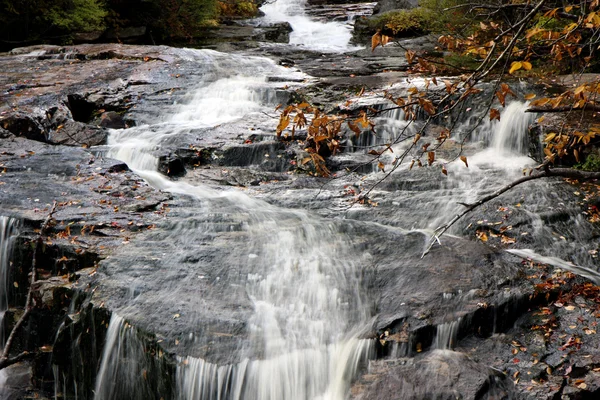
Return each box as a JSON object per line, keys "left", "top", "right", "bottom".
{"left": 89, "top": 2, "right": 600, "bottom": 399}
{"left": 261, "top": 0, "right": 361, "bottom": 52}
{"left": 94, "top": 3, "right": 373, "bottom": 400}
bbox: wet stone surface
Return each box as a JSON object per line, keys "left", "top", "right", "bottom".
{"left": 0, "top": 7, "right": 600, "bottom": 398}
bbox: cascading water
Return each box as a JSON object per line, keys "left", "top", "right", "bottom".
{"left": 0, "top": 216, "right": 18, "bottom": 341}
{"left": 0, "top": 216, "right": 18, "bottom": 394}
{"left": 261, "top": 0, "right": 361, "bottom": 52}
{"left": 95, "top": 18, "right": 374, "bottom": 399}
{"left": 87, "top": 2, "right": 600, "bottom": 398}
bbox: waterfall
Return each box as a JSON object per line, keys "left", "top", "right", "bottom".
{"left": 470, "top": 101, "right": 537, "bottom": 156}
{"left": 261, "top": 0, "right": 361, "bottom": 52}
{"left": 98, "top": 27, "right": 374, "bottom": 399}
{"left": 0, "top": 216, "right": 18, "bottom": 342}
{"left": 94, "top": 313, "right": 172, "bottom": 400}
{"left": 434, "top": 319, "right": 461, "bottom": 350}
{"left": 0, "top": 217, "right": 18, "bottom": 397}
{"left": 177, "top": 340, "right": 373, "bottom": 400}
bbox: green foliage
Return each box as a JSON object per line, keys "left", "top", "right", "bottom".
{"left": 219, "top": 0, "right": 258, "bottom": 18}
{"left": 155, "top": 0, "right": 219, "bottom": 38}
{"left": 576, "top": 154, "right": 600, "bottom": 172}
{"left": 46, "top": 0, "right": 107, "bottom": 32}
{"left": 442, "top": 53, "right": 481, "bottom": 72}
{"left": 367, "top": 7, "right": 436, "bottom": 36}
{"left": 0, "top": 0, "right": 231, "bottom": 46}
{"left": 419, "top": 0, "right": 473, "bottom": 34}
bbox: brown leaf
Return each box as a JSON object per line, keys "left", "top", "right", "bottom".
{"left": 371, "top": 31, "right": 382, "bottom": 51}
{"left": 460, "top": 155, "right": 468, "bottom": 167}
{"left": 428, "top": 151, "right": 435, "bottom": 166}
{"left": 276, "top": 115, "right": 290, "bottom": 137}
{"left": 496, "top": 91, "right": 506, "bottom": 107}
{"left": 377, "top": 161, "right": 385, "bottom": 172}
{"left": 419, "top": 98, "right": 436, "bottom": 115}
{"left": 490, "top": 108, "right": 501, "bottom": 121}
{"left": 443, "top": 80, "right": 454, "bottom": 94}
{"left": 348, "top": 120, "right": 361, "bottom": 137}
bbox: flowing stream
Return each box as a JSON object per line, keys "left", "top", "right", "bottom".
{"left": 0, "top": 216, "right": 18, "bottom": 345}
{"left": 94, "top": 3, "right": 374, "bottom": 400}
{"left": 0, "top": 216, "right": 18, "bottom": 393}
{"left": 88, "top": 1, "right": 600, "bottom": 399}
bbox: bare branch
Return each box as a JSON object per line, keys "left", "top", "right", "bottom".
{"left": 422, "top": 167, "right": 600, "bottom": 257}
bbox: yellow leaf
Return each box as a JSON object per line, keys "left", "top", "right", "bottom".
{"left": 524, "top": 93, "right": 536, "bottom": 100}
{"left": 371, "top": 32, "right": 382, "bottom": 51}
{"left": 477, "top": 231, "right": 488, "bottom": 242}
{"left": 544, "top": 133, "right": 557, "bottom": 142}
{"left": 574, "top": 85, "right": 587, "bottom": 95}
{"left": 522, "top": 61, "right": 532, "bottom": 70}
{"left": 377, "top": 161, "right": 385, "bottom": 172}
{"left": 276, "top": 115, "right": 290, "bottom": 137}
{"left": 460, "top": 155, "right": 468, "bottom": 167}
{"left": 509, "top": 61, "right": 522, "bottom": 74}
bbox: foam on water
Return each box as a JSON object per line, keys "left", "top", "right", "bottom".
{"left": 261, "top": 0, "right": 361, "bottom": 53}
{"left": 99, "top": 46, "right": 374, "bottom": 399}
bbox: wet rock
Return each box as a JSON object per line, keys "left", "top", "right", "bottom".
{"left": 67, "top": 93, "right": 97, "bottom": 123}
{"left": 257, "top": 22, "right": 293, "bottom": 43}
{"left": 0, "top": 362, "right": 33, "bottom": 400}
{"left": 353, "top": 350, "right": 515, "bottom": 399}
{"left": 0, "top": 113, "right": 46, "bottom": 142}
{"left": 158, "top": 153, "right": 186, "bottom": 177}
{"left": 0, "top": 126, "right": 15, "bottom": 139}
{"left": 98, "top": 111, "right": 127, "bottom": 129}
{"left": 45, "top": 104, "right": 73, "bottom": 128}
{"left": 47, "top": 120, "right": 108, "bottom": 146}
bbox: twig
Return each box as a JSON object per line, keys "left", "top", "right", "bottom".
{"left": 422, "top": 167, "right": 600, "bottom": 257}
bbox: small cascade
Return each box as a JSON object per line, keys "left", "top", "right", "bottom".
{"left": 0, "top": 216, "right": 18, "bottom": 340}
{"left": 102, "top": 43, "right": 375, "bottom": 398}
{"left": 470, "top": 101, "right": 537, "bottom": 155}
{"left": 434, "top": 319, "right": 461, "bottom": 350}
{"left": 178, "top": 340, "right": 373, "bottom": 400}
{"left": 261, "top": 0, "right": 361, "bottom": 52}
{"left": 94, "top": 313, "right": 172, "bottom": 400}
